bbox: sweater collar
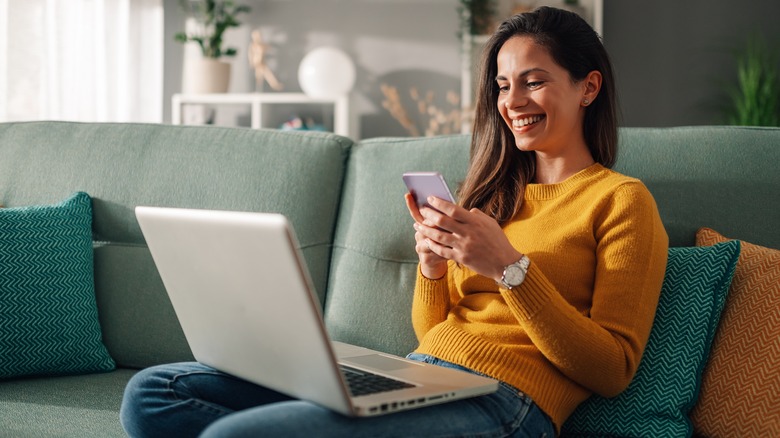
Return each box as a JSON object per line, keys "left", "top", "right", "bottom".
{"left": 524, "top": 163, "right": 607, "bottom": 200}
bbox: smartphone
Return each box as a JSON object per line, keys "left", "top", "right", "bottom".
{"left": 402, "top": 172, "right": 456, "bottom": 211}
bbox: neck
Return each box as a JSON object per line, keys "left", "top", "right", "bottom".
{"left": 533, "top": 144, "right": 596, "bottom": 184}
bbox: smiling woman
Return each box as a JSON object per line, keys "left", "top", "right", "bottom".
{"left": 402, "top": 6, "right": 668, "bottom": 433}
{"left": 461, "top": 6, "right": 618, "bottom": 223}
{"left": 495, "top": 36, "right": 602, "bottom": 183}
{"left": 0, "top": 0, "right": 163, "bottom": 123}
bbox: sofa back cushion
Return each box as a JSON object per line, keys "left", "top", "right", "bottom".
{"left": 0, "top": 122, "right": 351, "bottom": 368}
{"left": 325, "top": 135, "right": 469, "bottom": 356}
{"left": 613, "top": 126, "right": 780, "bottom": 249}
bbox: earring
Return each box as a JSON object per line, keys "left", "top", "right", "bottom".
{"left": 582, "top": 99, "right": 590, "bottom": 106}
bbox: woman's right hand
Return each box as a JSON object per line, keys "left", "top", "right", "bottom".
{"left": 404, "top": 193, "right": 449, "bottom": 280}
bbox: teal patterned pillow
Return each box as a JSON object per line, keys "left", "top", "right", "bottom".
{"left": 562, "top": 241, "right": 740, "bottom": 437}
{"left": 0, "top": 192, "right": 115, "bottom": 378}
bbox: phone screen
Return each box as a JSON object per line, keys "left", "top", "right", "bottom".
{"left": 402, "top": 172, "right": 456, "bottom": 210}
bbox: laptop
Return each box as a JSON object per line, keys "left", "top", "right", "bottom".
{"left": 135, "top": 206, "right": 498, "bottom": 417}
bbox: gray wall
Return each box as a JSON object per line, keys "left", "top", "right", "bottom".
{"left": 604, "top": 0, "right": 780, "bottom": 127}
{"left": 163, "top": 0, "right": 780, "bottom": 137}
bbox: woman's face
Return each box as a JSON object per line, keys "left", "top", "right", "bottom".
{"left": 496, "top": 36, "right": 589, "bottom": 157}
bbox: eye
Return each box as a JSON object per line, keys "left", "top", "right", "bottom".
{"left": 526, "top": 81, "right": 544, "bottom": 89}
{"left": 497, "top": 83, "right": 509, "bottom": 94}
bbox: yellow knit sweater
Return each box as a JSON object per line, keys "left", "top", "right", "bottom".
{"left": 412, "top": 164, "right": 668, "bottom": 431}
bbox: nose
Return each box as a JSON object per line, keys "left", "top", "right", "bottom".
{"left": 502, "top": 88, "right": 528, "bottom": 111}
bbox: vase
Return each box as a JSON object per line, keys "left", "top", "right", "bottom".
{"left": 182, "top": 56, "right": 231, "bottom": 94}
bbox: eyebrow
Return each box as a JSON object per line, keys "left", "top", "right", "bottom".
{"left": 496, "top": 68, "right": 550, "bottom": 81}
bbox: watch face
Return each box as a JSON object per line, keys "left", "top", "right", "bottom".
{"left": 500, "top": 257, "right": 530, "bottom": 289}
{"left": 505, "top": 265, "right": 525, "bottom": 286}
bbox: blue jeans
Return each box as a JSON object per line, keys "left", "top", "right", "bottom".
{"left": 120, "top": 354, "right": 554, "bottom": 438}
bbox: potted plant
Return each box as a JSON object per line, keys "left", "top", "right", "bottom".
{"left": 176, "top": 0, "right": 251, "bottom": 94}
{"left": 457, "top": 0, "right": 496, "bottom": 36}
{"left": 725, "top": 35, "right": 780, "bottom": 126}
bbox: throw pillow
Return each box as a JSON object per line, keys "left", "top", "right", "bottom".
{"left": 0, "top": 192, "right": 115, "bottom": 378}
{"left": 562, "top": 240, "right": 740, "bottom": 437}
{"left": 690, "top": 228, "right": 780, "bottom": 437}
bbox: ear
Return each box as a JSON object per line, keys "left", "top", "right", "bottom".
{"left": 581, "top": 70, "right": 602, "bottom": 107}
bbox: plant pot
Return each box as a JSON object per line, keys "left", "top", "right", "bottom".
{"left": 182, "top": 56, "right": 231, "bottom": 94}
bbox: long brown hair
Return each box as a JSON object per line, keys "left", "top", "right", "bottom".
{"left": 458, "top": 7, "right": 619, "bottom": 224}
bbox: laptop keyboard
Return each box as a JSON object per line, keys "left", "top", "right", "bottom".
{"left": 341, "top": 366, "right": 415, "bottom": 397}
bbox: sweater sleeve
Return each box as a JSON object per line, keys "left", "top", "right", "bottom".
{"left": 500, "top": 182, "right": 668, "bottom": 397}
{"left": 411, "top": 261, "right": 455, "bottom": 342}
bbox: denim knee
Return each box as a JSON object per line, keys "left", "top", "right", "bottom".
{"left": 120, "top": 365, "right": 167, "bottom": 437}
{"left": 120, "top": 362, "right": 210, "bottom": 438}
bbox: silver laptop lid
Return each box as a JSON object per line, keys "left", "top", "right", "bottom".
{"left": 135, "top": 206, "right": 353, "bottom": 415}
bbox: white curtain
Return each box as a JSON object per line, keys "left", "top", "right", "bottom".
{"left": 0, "top": 0, "right": 163, "bottom": 123}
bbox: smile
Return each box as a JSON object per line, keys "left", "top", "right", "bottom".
{"left": 512, "top": 115, "right": 546, "bottom": 128}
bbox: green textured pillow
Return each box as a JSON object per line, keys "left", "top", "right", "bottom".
{"left": 562, "top": 240, "right": 740, "bottom": 437}
{"left": 0, "top": 192, "right": 115, "bottom": 378}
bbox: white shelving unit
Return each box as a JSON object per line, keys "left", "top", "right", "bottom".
{"left": 171, "top": 93, "right": 354, "bottom": 138}
{"left": 460, "top": 0, "right": 604, "bottom": 134}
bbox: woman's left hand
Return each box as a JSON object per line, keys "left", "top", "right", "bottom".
{"left": 416, "top": 196, "right": 524, "bottom": 282}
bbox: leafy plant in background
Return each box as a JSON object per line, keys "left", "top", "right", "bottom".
{"left": 174, "top": 0, "right": 251, "bottom": 58}
{"left": 458, "top": 0, "right": 497, "bottom": 36}
{"left": 725, "top": 35, "right": 780, "bottom": 126}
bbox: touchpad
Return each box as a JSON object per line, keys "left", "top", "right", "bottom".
{"left": 344, "top": 354, "right": 418, "bottom": 372}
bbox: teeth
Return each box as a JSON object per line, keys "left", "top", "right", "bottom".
{"left": 513, "top": 115, "right": 544, "bottom": 128}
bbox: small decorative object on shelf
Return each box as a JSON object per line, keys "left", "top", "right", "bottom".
{"left": 280, "top": 116, "right": 326, "bottom": 132}
{"left": 175, "top": 0, "right": 251, "bottom": 94}
{"left": 248, "top": 30, "right": 284, "bottom": 92}
{"left": 297, "top": 47, "right": 356, "bottom": 99}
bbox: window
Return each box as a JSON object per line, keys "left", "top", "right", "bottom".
{"left": 0, "top": 0, "right": 163, "bottom": 123}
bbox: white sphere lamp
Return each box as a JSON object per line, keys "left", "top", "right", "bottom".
{"left": 298, "top": 47, "right": 356, "bottom": 99}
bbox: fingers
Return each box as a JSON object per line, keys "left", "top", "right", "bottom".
{"left": 404, "top": 193, "right": 425, "bottom": 223}
{"left": 426, "top": 196, "right": 467, "bottom": 222}
{"left": 414, "top": 222, "right": 453, "bottom": 249}
{"left": 423, "top": 197, "right": 478, "bottom": 236}
{"left": 413, "top": 222, "right": 449, "bottom": 279}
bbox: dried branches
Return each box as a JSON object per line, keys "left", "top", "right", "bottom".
{"left": 381, "top": 83, "right": 461, "bottom": 137}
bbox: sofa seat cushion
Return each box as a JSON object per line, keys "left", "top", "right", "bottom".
{"left": 0, "top": 368, "right": 135, "bottom": 437}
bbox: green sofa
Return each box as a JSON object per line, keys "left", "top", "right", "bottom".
{"left": 0, "top": 121, "right": 777, "bottom": 437}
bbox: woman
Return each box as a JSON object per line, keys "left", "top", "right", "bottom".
{"left": 121, "top": 7, "right": 667, "bottom": 437}
{"left": 403, "top": 5, "right": 668, "bottom": 435}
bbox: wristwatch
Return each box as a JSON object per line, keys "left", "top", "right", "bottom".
{"left": 498, "top": 255, "right": 531, "bottom": 289}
